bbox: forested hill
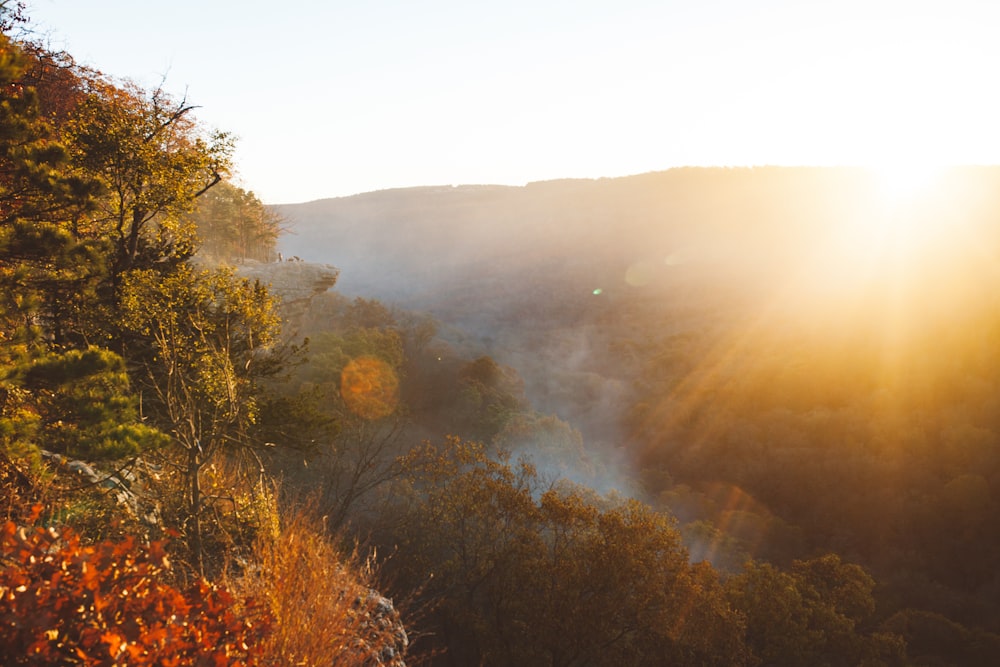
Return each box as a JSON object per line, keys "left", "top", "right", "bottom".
{"left": 274, "top": 166, "right": 1000, "bottom": 447}
{"left": 275, "top": 166, "right": 1000, "bottom": 663}
{"left": 274, "top": 166, "right": 1000, "bottom": 307}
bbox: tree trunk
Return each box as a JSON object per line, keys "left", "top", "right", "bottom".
{"left": 188, "top": 444, "right": 204, "bottom": 576}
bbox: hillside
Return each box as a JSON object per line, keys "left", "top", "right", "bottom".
{"left": 275, "top": 165, "right": 1000, "bottom": 449}
{"left": 276, "top": 168, "right": 861, "bottom": 298}
{"left": 273, "top": 167, "right": 1000, "bottom": 662}
{"left": 276, "top": 165, "right": 1000, "bottom": 327}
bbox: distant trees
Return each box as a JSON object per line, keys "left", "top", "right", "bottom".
{"left": 12, "top": 5, "right": 1000, "bottom": 664}
{"left": 188, "top": 180, "right": 281, "bottom": 262}
{"left": 727, "top": 556, "right": 905, "bottom": 666}
{"left": 268, "top": 308, "right": 409, "bottom": 530}
{"left": 624, "top": 259, "right": 1000, "bottom": 659}
{"left": 455, "top": 355, "right": 528, "bottom": 442}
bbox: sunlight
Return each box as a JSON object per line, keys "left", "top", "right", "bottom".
{"left": 825, "top": 163, "right": 955, "bottom": 268}
{"left": 869, "top": 162, "right": 945, "bottom": 207}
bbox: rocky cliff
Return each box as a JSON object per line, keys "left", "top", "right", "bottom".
{"left": 234, "top": 259, "right": 340, "bottom": 333}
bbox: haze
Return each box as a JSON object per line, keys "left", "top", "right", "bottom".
{"left": 25, "top": 0, "right": 1000, "bottom": 203}
{"left": 8, "top": 3, "right": 1000, "bottom": 662}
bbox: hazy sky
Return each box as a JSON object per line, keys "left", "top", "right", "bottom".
{"left": 22, "top": 0, "right": 1000, "bottom": 204}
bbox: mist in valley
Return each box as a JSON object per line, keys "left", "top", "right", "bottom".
{"left": 263, "top": 166, "right": 1000, "bottom": 662}
{"left": 276, "top": 165, "right": 1000, "bottom": 468}
{"left": 14, "top": 3, "right": 1000, "bottom": 660}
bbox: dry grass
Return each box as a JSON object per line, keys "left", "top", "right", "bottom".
{"left": 231, "top": 499, "right": 407, "bottom": 666}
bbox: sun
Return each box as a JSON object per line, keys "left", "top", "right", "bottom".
{"left": 847, "top": 162, "right": 953, "bottom": 256}
{"left": 868, "top": 162, "right": 946, "bottom": 207}
{"left": 808, "top": 163, "right": 957, "bottom": 285}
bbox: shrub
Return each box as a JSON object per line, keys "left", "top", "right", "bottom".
{"left": 231, "top": 503, "right": 408, "bottom": 666}
{"left": 0, "top": 506, "right": 271, "bottom": 665}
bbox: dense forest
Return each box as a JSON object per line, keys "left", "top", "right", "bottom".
{"left": 276, "top": 171, "right": 1000, "bottom": 664}
{"left": 2, "top": 3, "right": 999, "bottom": 665}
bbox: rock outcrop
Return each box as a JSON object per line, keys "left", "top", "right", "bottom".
{"left": 234, "top": 259, "right": 340, "bottom": 332}
{"left": 353, "top": 589, "right": 408, "bottom": 666}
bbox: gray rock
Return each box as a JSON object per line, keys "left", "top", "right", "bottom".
{"left": 351, "top": 589, "right": 408, "bottom": 667}
{"left": 66, "top": 460, "right": 99, "bottom": 483}
{"left": 234, "top": 260, "right": 340, "bottom": 333}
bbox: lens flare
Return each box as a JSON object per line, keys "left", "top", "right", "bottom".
{"left": 340, "top": 355, "right": 399, "bottom": 420}
{"left": 625, "top": 260, "right": 655, "bottom": 287}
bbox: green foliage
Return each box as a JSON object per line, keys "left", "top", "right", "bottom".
{"left": 0, "top": 508, "right": 271, "bottom": 665}
{"left": 64, "top": 75, "right": 233, "bottom": 281}
{"left": 255, "top": 385, "right": 338, "bottom": 453}
{"left": 0, "top": 23, "right": 408, "bottom": 662}
{"left": 119, "top": 264, "right": 281, "bottom": 451}
{"left": 0, "top": 33, "right": 104, "bottom": 350}
{"left": 270, "top": 317, "right": 409, "bottom": 530}
{"left": 119, "top": 264, "right": 283, "bottom": 573}
{"left": 454, "top": 355, "right": 528, "bottom": 441}
{"left": 300, "top": 328, "right": 405, "bottom": 381}
{"left": 0, "top": 33, "right": 99, "bottom": 226}
{"left": 0, "top": 347, "right": 167, "bottom": 460}
{"left": 492, "top": 411, "right": 587, "bottom": 476}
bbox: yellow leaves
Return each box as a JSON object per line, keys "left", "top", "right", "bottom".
{"left": 340, "top": 355, "right": 399, "bottom": 420}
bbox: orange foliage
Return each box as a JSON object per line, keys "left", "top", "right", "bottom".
{"left": 340, "top": 355, "right": 399, "bottom": 420}
{"left": 0, "top": 506, "right": 271, "bottom": 665}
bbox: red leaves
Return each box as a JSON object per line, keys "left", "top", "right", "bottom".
{"left": 101, "top": 630, "right": 124, "bottom": 658}
{"left": 0, "top": 515, "right": 272, "bottom": 665}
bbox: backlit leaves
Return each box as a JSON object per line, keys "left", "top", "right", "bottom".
{"left": 0, "top": 511, "right": 271, "bottom": 665}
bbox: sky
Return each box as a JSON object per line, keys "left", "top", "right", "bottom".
{"left": 21, "top": 0, "right": 1000, "bottom": 204}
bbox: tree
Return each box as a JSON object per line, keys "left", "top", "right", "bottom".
{"left": 0, "top": 32, "right": 164, "bottom": 478}
{"left": 454, "top": 355, "right": 528, "bottom": 442}
{"left": 188, "top": 180, "right": 281, "bottom": 262}
{"left": 0, "top": 33, "right": 96, "bottom": 226}
{"left": 269, "top": 326, "right": 409, "bottom": 530}
{"left": 492, "top": 412, "right": 589, "bottom": 481}
{"left": 65, "top": 75, "right": 233, "bottom": 285}
{"left": 0, "top": 2, "right": 26, "bottom": 33}
{"left": 727, "top": 556, "right": 905, "bottom": 666}
{"left": 0, "top": 31, "right": 105, "bottom": 350}
{"left": 390, "top": 437, "right": 749, "bottom": 665}
{"left": 0, "top": 347, "right": 167, "bottom": 461}
{"left": 119, "top": 264, "right": 282, "bottom": 574}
